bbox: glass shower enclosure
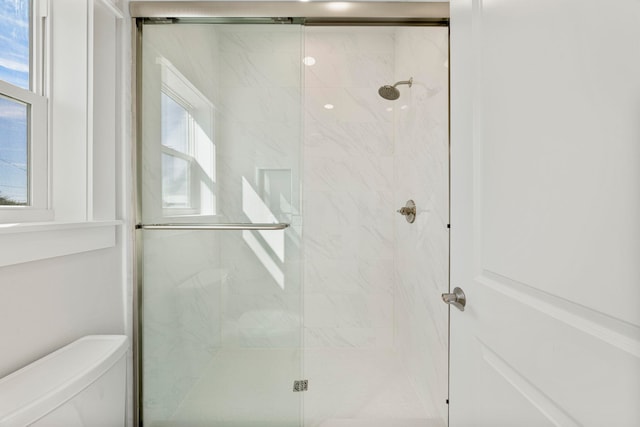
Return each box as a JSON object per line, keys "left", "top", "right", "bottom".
{"left": 135, "top": 8, "right": 450, "bottom": 427}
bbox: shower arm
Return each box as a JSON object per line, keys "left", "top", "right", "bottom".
{"left": 394, "top": 78, "right": 413, "bottom": 88}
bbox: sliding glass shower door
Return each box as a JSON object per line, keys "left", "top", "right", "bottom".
{"left": 138, "top": 23, "right": 303, "bottom": 426}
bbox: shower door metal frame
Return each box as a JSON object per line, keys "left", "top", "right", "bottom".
{"left": 131, "top": 3, "right": 450, "bottom": 426}
{"left": 130, "top": 1, "right": 450, "bottom": 25}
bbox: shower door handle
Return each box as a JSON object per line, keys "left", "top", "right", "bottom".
{"left": 136, "top": 223, "right": 290, "bottom": 231}
{"left": 442, "top": 287, "right": 466, "bottom": 311}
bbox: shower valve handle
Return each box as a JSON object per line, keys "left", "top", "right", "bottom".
{"left": 397, "top": 200, "right": 416, "bottom": 223}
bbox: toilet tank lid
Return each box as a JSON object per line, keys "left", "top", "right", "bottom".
{"left": 0, "top": 335, "right": 128, "bottom": 426}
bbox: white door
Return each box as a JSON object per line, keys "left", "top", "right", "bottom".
{"left": 449, "top": 0, "right": 640, "bottom": 425}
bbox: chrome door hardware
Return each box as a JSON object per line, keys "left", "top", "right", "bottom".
{"left": 442, "top": 287, "right": 466, "bottom": 311}
{"left": 397, "top": 199, "right": 416, "bottom": 223}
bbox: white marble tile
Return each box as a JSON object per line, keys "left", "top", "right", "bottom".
{"left": 220, "top": 112, "right": 301, "bottom": 146}
{"left": 304, "top": 119, "right": 394, "bottom": 158}
{"left": 303, "top": 257, "right": 394, "bottom": 296}
{"left": 304, "top": 259, "right": 360, "bottom": 294}
{"left": 355, "top": 224, "right": 394, "bottom": 261}
{"left": 144, "top": 25, "right": 220, "bottom": 105}
{"left": 219, "top": 86, "right": 301, "bottom": 125}
{"left": 392, "top": 27, "right": 450, "bottom": 424}
{"left": 220, "top": 50, "right": 301, "bottom": 88}
{"left": 219, "top": 26, "right": 303, "bottom": 54}
{"left": 356, "top": 258, "right": 395, "bottom": 294}
{"left": 305, "top": 87, "right": 394, "bottom": 126}
{"left": 222, "top": 292, "right": 302, "bottom": 348}
{"left": 303, "top": 327, "right": 393, "bottom": 350}
{"left": 303, "top": 191, "right": 359, "bottom": 230}
{"left": 304, "top": 229, "right": 357, "bottom": 264}
{"left": 304, "top": 27, "right": 395, "bottom": 56}
{"left": 304, "top": 292, "right": 392, "bottom": 332}
{"left": 304, "top": 294, "right": 369, "bottom": 328}
{"left": 303, "top": 348, "right": 438, "bottom": 426}
{"left": 304, "top": 155, "right": 393, "bottom": 193}
{"left": 304, "top": 51, "right": 394, "bottom": 89}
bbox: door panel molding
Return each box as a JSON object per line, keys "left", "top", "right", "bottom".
{"left": 479, "top": 339, "right": 581, "bottom": 427}
{"left": 477, "top": 270, "right": 640, "bottom": 358}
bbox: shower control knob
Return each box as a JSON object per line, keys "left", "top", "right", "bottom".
{"left": 442, "top": 287, "right": 466, "bottom": 311}
{"left": 397, "top": 199, "right": 416, "bottom": 223}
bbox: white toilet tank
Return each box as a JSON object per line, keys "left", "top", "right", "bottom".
{"left": 0, "top": 335, "right": 128, "bottom": 427}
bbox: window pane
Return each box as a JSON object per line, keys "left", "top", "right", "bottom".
{"left": 0, "top": 0, "right": 30, "bottom": 90}
{"left": 161, "top": 92, "right": 189, "bottom": 154}
{"left": 0, "top": 96, "right": 28, "bottom": 206}
{"left": 162, "top": 153, "right": 190, "bottom": 208}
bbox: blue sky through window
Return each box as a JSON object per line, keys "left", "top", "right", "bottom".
{"left": 0, "top": 0, "right": 30, "bottom": 90}
{"left": 0, "top": 0, "right": 30, "bottom": 205}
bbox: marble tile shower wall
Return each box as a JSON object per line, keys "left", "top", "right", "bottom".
{"left": 302, "top": 28, "right": 450, "bottom": 422}
{"left": 303, "top": 28, "right": 397, "bottom": 348}
{"left": 393, "top": 27, "right": 450, "bottom": 422}
{"left": 217, "top": 26, "right": 304, "bottom": 348}
{"left": 216, "top": 26, "right": 302, "bottom": 222}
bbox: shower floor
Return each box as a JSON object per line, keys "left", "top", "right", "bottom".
{"left": 305, "top": 348, "right": 444, "bottom": 427}
{"left": 162, "top": 348, "right": 444, "bottom": 427}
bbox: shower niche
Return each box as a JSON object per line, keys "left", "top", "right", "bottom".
{"left": 138, "top": 20, "right": 448, "bottom": 427}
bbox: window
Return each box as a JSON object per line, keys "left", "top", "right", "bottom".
{"left": 0, "top": 0, "right": 29, "bottom": 91}
{"left": 0, "top": 0, "right": 49, "bottom": 220}
{"left": 0, "top": 0, "right": 126, "bottom": 268}
{"left": 159, "top": 58, "right": 216, "bottom": 218}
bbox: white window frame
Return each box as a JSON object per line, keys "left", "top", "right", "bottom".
{"left": 0, "top": 0, "right": 51, "bottom": 223}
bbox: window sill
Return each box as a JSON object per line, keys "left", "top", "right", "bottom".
{"left": 0, "top": 220, "right": 122, "bottom": 268}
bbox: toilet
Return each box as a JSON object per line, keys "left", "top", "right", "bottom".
{"left": 0, "top": 335, "right": 128, "bottom": 427}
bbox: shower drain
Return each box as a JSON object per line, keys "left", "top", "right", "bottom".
{"left": 293, "top": 380, "right": 309, "bottom": 392}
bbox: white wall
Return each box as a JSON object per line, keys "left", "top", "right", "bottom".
{"left": 0, "top": 246, "right": 125, "bottom": 377}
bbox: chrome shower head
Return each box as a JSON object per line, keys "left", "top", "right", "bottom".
{"left": 378, "top": 77, "right": 413, "bottom": 100}
{"left": 378, "top": 85, "right": 401, "bottom": 100}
